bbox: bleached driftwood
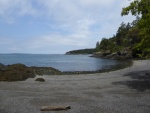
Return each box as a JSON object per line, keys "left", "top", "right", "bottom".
{"left": 40, "top": 106, "right": 71, "bottom": 111}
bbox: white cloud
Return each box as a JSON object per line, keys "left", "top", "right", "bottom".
{"left": 29, "top": 33, "right": 91, "bottom": 49}
{"left": 0, "top": 0, "right": 136, "bottom": 53}
{"left": 5, "top": 34, "right": 93, "bottom": 54}
{"left": 0, "top": 37, "right": 14, "bottom": 45}
{"left": 0, "top": 0, "right": 37, "bottom": 23}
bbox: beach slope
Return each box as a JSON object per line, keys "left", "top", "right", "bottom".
{"left": 0, "top": 60, "right": 150, "bottom": 113}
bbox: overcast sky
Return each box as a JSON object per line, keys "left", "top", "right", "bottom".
{"left": 0, "top": 0, "right": 135, "bottom": 54}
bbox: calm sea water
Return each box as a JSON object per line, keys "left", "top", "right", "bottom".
{"left": 0, "top": 54, "right": 127, "bottom": 71}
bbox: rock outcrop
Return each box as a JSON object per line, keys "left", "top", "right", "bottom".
{"left": 92, "top": 47, "right": 132, "bottom": 60}
{"left": 0, "top": 64, "right": 34, "bottom": 81}
{"left": 32, "top": 67, "right": 62, "bottom": 75}
{"left": 0, "top": 63, "right": 63, "bottom": 81}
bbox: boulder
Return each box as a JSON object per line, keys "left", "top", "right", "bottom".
{"left": 93, "top": 50, "right": 111, "bottom": 58}
{"left": 93, "top": 51, "right": 103, "bottom": 57}
{"left": 120, "top": 47, "right": 132, "bottom": 59}
{"left": 104, "top": 50, "right": 111, "bottom": 56}
{"left": 41, "top": 106, "right": 71, "bottom": 111}
{"left": 92, "top": 47, "right": 133, "bottom": 60}
{"left": 35, "top": 78, "right": 45, "bottom": 82}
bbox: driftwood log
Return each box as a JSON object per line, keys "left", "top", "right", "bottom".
{"left": 41, "top": 106, "right": 71, "bottom": 111}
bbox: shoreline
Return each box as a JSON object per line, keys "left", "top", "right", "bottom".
{"left": 0, "top": 60, "right": 150, "bottom": 113}
{"left": 0, "top": 53, "right": 134, "bottom": 77}
{"left": 0, "top": 59, "right": 133, "bottom": 79}
{"left": 62, "top": 59, "right": 133, "bottom": 75}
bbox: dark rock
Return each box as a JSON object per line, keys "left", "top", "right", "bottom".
{"left": 32, "top": 67, "right": 62, "bottom": 75}
{"left": 120, "top": 47, "right": 132, "bottom": 59}
{"left": 145, "top": 73, "right": 149, "bottom": 75}
{"left": 35, "top": 78, "right": 45, "bottom": 82}
{"left": 0, "top": 63, "right": 63, "bottom": 81}
{"left": 93, "top": 50, "right": 111, "bottom": 58}
{"left": 0, "top": 64, "right": 35, "bottom": 81}
{"left": 105, "top": 50, "right": 111, "bottom": 55}
{"left": 92, "top": 47, "right": 133, "bottom": 60}
{"left": 41, "top": 106, "right": 71, "bottom": 111}
{"left": 93, "top": 51, "right": 103, "bottom": 57}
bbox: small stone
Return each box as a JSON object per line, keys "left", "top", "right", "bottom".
{"left": 41, "top": 106, "right": 71, "bottom": 111}
{"left": 35, "top": 78, "right": 45, "bottom": 82}
{"left": 145, "top": 73, "right": 149, "bottom": 75}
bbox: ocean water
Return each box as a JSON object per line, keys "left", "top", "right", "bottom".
{"left": 0, "top": 54, "right": 127, "bottom": 72}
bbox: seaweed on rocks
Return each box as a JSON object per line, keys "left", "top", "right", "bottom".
{"left": 0, "top": 63, "right": 63, "bottom": 81}
{"left": 32, "top": 66, "right": 62, "bottom": 75}
{"left": 0, "top": 64, "right": 34, "bottom": 81}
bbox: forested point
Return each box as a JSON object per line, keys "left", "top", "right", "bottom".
{"left": 66, "top": 48, "right": 96, "bottom": 55}
{"left": 66, "top": 0, "right": 150, "bottom": 59}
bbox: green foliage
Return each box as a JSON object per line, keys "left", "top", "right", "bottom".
{"left": 97, "top": 37, "right": 123, "bottom": 52}
{"left": 95, "top": 21, "right": 139, "bottom": 53}
{"left": 115, "top": 22, "right": 131, "bottom": 46}
{"left": 66, "top": 48, "right": 96, "bottom": 55}
{"left": 121, "top": 0, "right": 150, "bottom": 16}
{"left": 96, "top": 41, "right": 100, "bottom": 51}
{"left": 121, "top": 0, "right": 150, "bottom": 58}
{"left": 133, "top": 37, "right": 150, "bottom": 58}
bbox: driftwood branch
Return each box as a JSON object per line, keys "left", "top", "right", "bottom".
{"left": 41, "top": 106, "right": 71, "bottom": 111}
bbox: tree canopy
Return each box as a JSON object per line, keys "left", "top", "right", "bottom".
{"left": 122, "top": 0, "right": 150, "bottom": 58}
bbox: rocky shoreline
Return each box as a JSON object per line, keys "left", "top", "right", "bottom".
{"left": 0, "top": 63, "right": 62, "bottom": 81}
{"left": 63, "top": 60, "right": 132, "bottom": 75}
{"left": 91, "top": 47, "right": 133, "bottom": 60}
{"left": 0, "top": 60, "right": 132, "bottom": 81}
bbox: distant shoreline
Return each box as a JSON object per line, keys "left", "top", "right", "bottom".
{"left": 62, "top": 60, "right": 133, "bottom": 74}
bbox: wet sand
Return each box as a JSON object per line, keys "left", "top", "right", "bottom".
{"left": 0, "top": 60, "right": 150, "bottom": 113}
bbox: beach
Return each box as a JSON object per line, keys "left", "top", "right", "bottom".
{"left": 0, "top": 60, "right": 150, "bottom": 113}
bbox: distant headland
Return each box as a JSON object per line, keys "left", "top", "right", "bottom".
{"left": 65, "top": 48, "right": 96, "bottom": 55}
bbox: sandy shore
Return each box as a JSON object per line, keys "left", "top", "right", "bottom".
{"left": 0, "top": 60, "right": 150, "bottom": 113}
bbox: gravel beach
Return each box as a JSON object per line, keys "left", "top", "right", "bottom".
{"left": 0, "top": 60, "right": 150, "bottom": 113}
